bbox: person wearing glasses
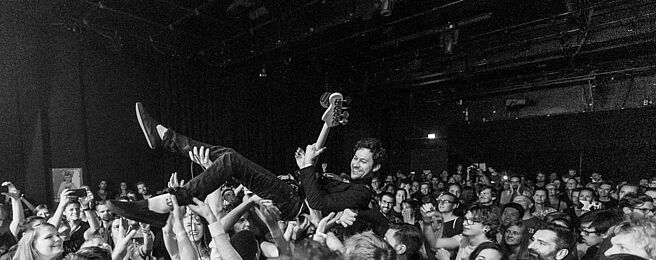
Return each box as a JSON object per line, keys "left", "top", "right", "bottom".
{"left": 432, "top": 205, "right": 500, "bottom": 260}
{"left": 578, "top": 210, "right": 623, "bottom": 260}
{"left": 436, "top": 193, "right": 463, "bottom": 238}
{"left": 618, "top": 194, "right": 654, "bottom": 220}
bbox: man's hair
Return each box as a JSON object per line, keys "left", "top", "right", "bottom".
{"left": 66, "top": 246, "right": 112, "bottom": 260}
{"left": 471, "top": 241, "right": 504, "bottom": 260}
{"left": 579, "top": 210, "right": 623, "bottom": 235}
{"left": 478, "top": 185, "right": 498, "bottom": 198}
{"left": 344, "top": 231, "right": 396, "bottom": 260}
{"left": 354, "top": 138, "right": 386, "bottom": 167}
{"left": 608, "top": 217, "right": 656, "bottom": 260}
{"left": 579, "top": 187, "right": 597, "bottom": 199}
{"left": 502, "top": 203, "right": 525, "bottom": 219}
{"left": 136, "top": 181, "right": 146, "bottom": 187}
{"left": 389, "top": 223, "right": 424, "bottom": 256}
{"left": 619, "top": 194, "right": 650, "bottom": 210}
{"left": 449, "top": 183, "right": 462, "bottom": 192}
{"left": 380, "top": 192, "right": 395, "bottom": 201}
{"left": 539, "top": 224, "right": 576, "bottom": 254}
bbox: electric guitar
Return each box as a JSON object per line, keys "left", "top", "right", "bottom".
{"left": 315, "top": 93, "right": 349, "bottom": 150}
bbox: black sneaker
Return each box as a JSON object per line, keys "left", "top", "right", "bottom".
{"left": 105, "top": 200, "right": 168, "bottom": 228}
{"left": 135, "top": 102, "right": 162, "bottom": 150}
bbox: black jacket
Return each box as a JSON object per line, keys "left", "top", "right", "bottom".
{"left": 298, "top": 165, "right": 372, "bottom": 212}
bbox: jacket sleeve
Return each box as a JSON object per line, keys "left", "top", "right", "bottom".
{"left": 298, "top": 165, "right": 371, "bottom": 212}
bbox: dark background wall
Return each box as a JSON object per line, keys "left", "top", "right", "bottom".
{"left": 3, "top": 1, "right": 656, "bottom": 208}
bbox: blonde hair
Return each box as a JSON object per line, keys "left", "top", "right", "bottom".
{"left": 13, "top": 223, "right": 60, "bottom": 260}
{"left": 343, "top": 231, "right": 395, "bottom": 260}
{"left": 608, "top": 217, "right": 656, "bottom": 259}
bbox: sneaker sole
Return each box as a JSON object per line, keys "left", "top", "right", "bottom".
{"left": 135, "top": 102, "right": 155, "bottom": 149}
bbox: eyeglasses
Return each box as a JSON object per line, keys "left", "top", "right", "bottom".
{"left": 635, "top": 207, "right": 655, "bottom": 214}
{"left": 437, "top": 200, "right": 454, "bottom": 204}
{"left": 464, "top": 218, "right": 482, "bottom": 225}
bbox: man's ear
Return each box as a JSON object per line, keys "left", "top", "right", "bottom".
{"left": 373, "top": 164, "right": 381, "bottom": 173}
{"left": 555, "top": 249, "right": 569, "bottom": 260}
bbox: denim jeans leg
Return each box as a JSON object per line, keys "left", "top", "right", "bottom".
{"left": 161, "top": 129, "right": 303, "bottom": 220}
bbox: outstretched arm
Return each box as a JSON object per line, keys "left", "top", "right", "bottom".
{"left": 2, "top": 182, "right": 24, "bottom": 239}
{"left": 188, "top": 198, "right": 242, "bottom": 260}
{"left": 48, "top": 189, "right": 74, "bottom": 227}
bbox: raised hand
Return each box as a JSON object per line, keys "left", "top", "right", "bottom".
{"left": 188, "top": 146, "right": 212, "bottom": 169}
{"left": 58, "top": 189, "right": 74, "bottom": 206}
{"left": 168, "top": 172, "right": 185, "bottom": 189}
{"left": 402, "top": 207, "right": 415, "bottom": 224}
{"left": 188, "top": 198, "right": 216, "bottom": 223}
{"left": 294, "top": 144, "right": 326, "bottom": 169}
{"left": 337, "top": 209, "right": 357, "bottom": 228}
{"left": 112, "top": 218, "right": 137, "bottom": 260}
{"left": 1, "top": 182, "right": 20, "bottom": 199}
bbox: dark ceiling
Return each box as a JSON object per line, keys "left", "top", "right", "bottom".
{"left": 49, "top": 0, "right": 656, "bottom": 102}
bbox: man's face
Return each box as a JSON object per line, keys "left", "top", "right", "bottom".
{"left": 570, "top": 191, "right": 580, "bottom": 205}
{"left": 598, "top": 184, "right": 611, "bottom": 198}
{"left": 350, "top": 148, "right": 379, "bottom": 180}
{"left": 379, "top": 195, "right": 394, "bottom": 214}
{"left": 479, "top": 188, "right": 493, "bottom": 204}
{"left": 536, "top": 173, "right": 546, "bottom": 182}
{"left": 545, "top": 185, "right": 557, "bottom": 196}
{"left": 650, "top": 180, "right": 656, "bottom": 188}
{"left": 501, "top": 208, "right": 520, "bottom": 226}
{"left": 619, "top": 185, "right": 638, "bottom": 200}
{"left": 120, "top": 182, "right": 127, "bottom": 190}
{"left": 420, "top": 184, "right": 430, "bottom": 195}
{"left": 578, "top": 190, "right": 594, "bottom": 203}
{"left": 529, "top": 230, "right": 562, "bottom": 260}
{"left": 96, "top": 204, "right": 114, "bottom": 222}
{"left": 137, "top": 184, "right": 148, "bottom": 195}
{"left": 99, "top": 181, "right": 107, "bottom": 189}
{"left": 512, "top": 196, "right": 532, "bottom": 211}
{"left": 431, "top": 177, "right": 439, "bottom": 185}
{"left": 580, "top": 222, "right": 604, "bottom": 247}
{"left": 639, "top": 179, "right": 649, "bottom": 187}
{"left": 605, "top": 233, "right": 650, "bottom": 259}
{"left": 568, "top": 169, "right": 577, "bottom": 176}
{"left": 449, "top": 185, "right": 461, "bottom": 198}
{"left": 234, "top": 213, "right": 251, "bottom": 232}
{"left": 371, "top": 178, "right": 380, "bottom": 189}
{"left": 411, "top": 182, "right": 419, "bottom": 192}
{"left": 566, "top": 179, "right": 577, "bottom": 190}
{"left": 533, "top": 190, "right": 547, "bottom": 204}
{"left": 591, "top": 173, "right": 602, "bottom": 182}
{"left": 385, "top": 175, "right": 394, "bottom": 184}
{"left": 65, "top": 203, "right": 81, "bottom": 221}
{"left": 437, "top": 195, "right": 456, "bottom": 213}
{"left": 510, "top": 177, "right": 521, "bottom": 190}
{"left": 384, "top": 229, "right": 405, "bottom": 255}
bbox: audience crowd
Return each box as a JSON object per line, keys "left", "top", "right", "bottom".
{"left": 2, "top": 164, "right": 656, "bottom": 260}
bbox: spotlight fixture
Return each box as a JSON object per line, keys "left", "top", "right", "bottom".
{"left": 379, "top": 0, "right": 395, "bottom": 16}
{"left": 258, "top": 64, "right": 267, "bottom": 78}
{"left": 427, "top": 133, "right": 436, "bottom": 139}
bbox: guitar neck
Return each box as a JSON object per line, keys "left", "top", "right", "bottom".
{"left": 315, "top": 123, "right": 330, "bottom": 149}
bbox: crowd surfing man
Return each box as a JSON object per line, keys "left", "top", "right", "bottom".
{"left": 107, "top": 102, "right": 386, "bottom": 227}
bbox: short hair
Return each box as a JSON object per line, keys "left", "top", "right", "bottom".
{"left": 579, "top": 187, "right": 597, "bottom": 199}
{"left": 619, "top": 193, "right": 648, "bottom": 210}
{"left": 579, "top": 210, "right": 623, "bottom": 234}
{"left": 469, "top": 205, "right": 500, "bottom": 239}
{"left": 449, "top": 183, "right": 462, "bottom": 192}
{"left": 438, "top": 192, "right": 459, "bottom": 205}
{"left": 607, "top": 217, "right": 656, "bottom": 259}
{"left": 389, "top": 223, "right": 424, "bottom": 257}
{"left": 538, "top": 224, "right": 576, "bottom": 253}
{"left": 380, "top": 192, "right": 395, "bottom": 201}
{"left": 135, "top": 181, "right": 146, "bottom": 187}
{"left": 502, "top": 203, "right": 525, "bottom": 219}
{"left": 354, "top": 138, "right": 386, "bottom": 167}
{"left": 478, "top": 185, "right": 498, "bottom": 198}
{"left": 343, "top": 231, "right": 396, "bottom": 260}
{"left": 33, "top": 204, "right": 48, "bottom": 215}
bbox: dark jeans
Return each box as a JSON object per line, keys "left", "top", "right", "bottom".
{"left": 162, "top": 129, "right": 303, "bottom": 220}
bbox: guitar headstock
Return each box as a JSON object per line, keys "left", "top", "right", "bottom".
{"left": 321, "top": 93, "right": 350, "bottom": 127}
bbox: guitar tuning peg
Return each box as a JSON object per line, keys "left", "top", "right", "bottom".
{"left": 341, "top": 111, "right": 350, "bottom": 119}
{"left": 341, "top": 96, "right": 352, "bottom": 106}
{"left": 340, "top": 118, "right": 349, "bottom": 125}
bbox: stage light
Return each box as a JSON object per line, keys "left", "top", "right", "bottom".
{"left": 427, "top": 133, "right": 436, "bottom": 139}
{"left": 258, "top": 64, "right": 267, "bottom": 78}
